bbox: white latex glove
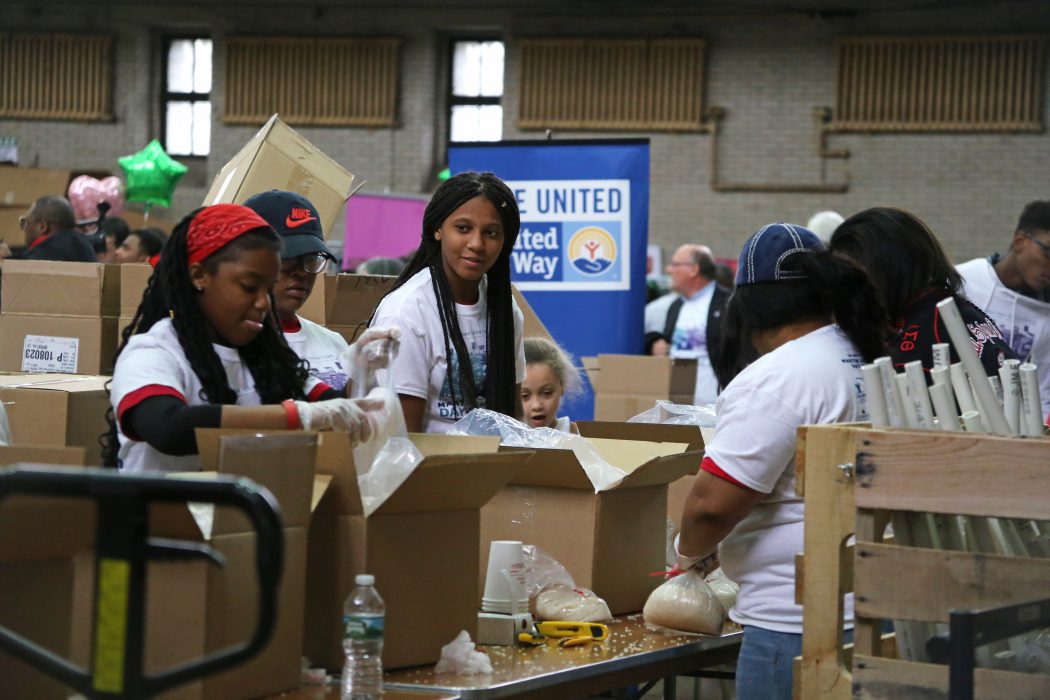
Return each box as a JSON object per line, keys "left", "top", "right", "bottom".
{"left": 296, "top": 397, "right": 384, "bottom": 444}
{"left": 673, "top": 533, "right": 718, "bottom": 575}
{"left": 341, "top": 326, "right": 402, "bottom": 373}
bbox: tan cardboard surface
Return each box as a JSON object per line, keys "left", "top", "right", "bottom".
{"left": 325, "top": 273, "right": 396, "bottom": 328}
{"left": 0, "top": 205, "right": 26, "bottom": 247}
{"left": 1, "top": 260, "right": 120, "bottom": 318}
{"left": 0, "top": 314, "right": 118, "bottom": 375}
{"left": 0, "top": 167, "right": 72, "bottom": 207}
{"left": 594, "top": 394, "right": 660, "bottom": 422}
{"left": 512, "top": 285, "right": 553, "bottom": 342}
{"left": 119, "top": 263, "right": 153, "bottom": 317}
{"left": 203, "top": 114, "right": 355, "bottom": 236}
{"left": 593, "top": 355, "right": 697, "bottom": 395}
{"left": 577, "top": 421, "right": 706, "bottom": 453}
{"left": 0, "top": 374, "right": 110, "bottom": 461}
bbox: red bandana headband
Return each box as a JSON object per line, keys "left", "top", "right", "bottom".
{"left": 186, "top": 203, "right": 271, "bottom": 266}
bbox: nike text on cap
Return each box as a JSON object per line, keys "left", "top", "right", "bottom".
{"left": 243, "top": 189, "right": 335, "bottom": 261}
{"left": 735, "top": 222, "right": 824, "bottom": 286}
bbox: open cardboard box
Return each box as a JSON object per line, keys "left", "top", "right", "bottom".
{"left": 297, "top": 273, "right": 396, "bottom": 341}
{"left": 481, "top": 428, "right": 702, "bottom": 614}
{"left": 0, "top": 445, "right": 94, "bottom": 700}
{"left": 203, "top": 114, "right": 355, "bottom": 237}
{"left": 144, "top": 431, "right": 323, "bottom": 700}
{"left": 0, "top": 374, "right": 110, "bottom": 463}
{"left": 305, "top": 431, "right": 533, "bottom": 670}
{"left": 587, "top": 354, "right": 698, "bottom": 422}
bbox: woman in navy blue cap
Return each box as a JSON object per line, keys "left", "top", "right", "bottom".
{"left": 673, "top": 223, "right": 889, "bottom": 700}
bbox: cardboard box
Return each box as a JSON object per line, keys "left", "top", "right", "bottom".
{"left": 297, "top": 273, "right": 396, "bottom": 340}
{"left": 512, "top": 285, "right": 553, "bottom": 342}
{"left": 203, "top": 114, "right": 355, "bottom": 236}
{"left": 0, "top": 167, "right": 73, "bottom": 209}
{"left": 589, "top": 355, "right": 698, "bottom": 422}
{"left": 1, "top": 260, "right": 121, "bottom": 318}
{"left": 0, "top": 314, "right": 118, "bottom": 375}
{"left": 119, "top": 263, "right": 153, "bottom": 317}
{"left": 577, "top": 421, "right": 707, "bottom": 530}
{"left": 147, "top": 432, "right": 322, "bottom": 700}
{"left": 0, "top": 374, "right": 110, "bottom": 462}
{"left": 0, "top": 445, "right": 94, "bottom": 700}
{"left": 481, "top": 433, "right": 700, "bottom": 615}
{"left": 304, "top": 432, "right": 531, "bottom": 670}
{"left": 0, "top": 204, "right": 26, "bottom": 247}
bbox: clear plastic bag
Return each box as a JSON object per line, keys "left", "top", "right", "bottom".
{"left": 628, "top": 400, "right": 717, "bottom": 427}
{"left": 521, "top": 544, "right": 611, "bottom": 622}
{"left": 704, "top": 567, "right": 740, "bottom": 614}
{"left": 434, "top": 630, "right": 492, "bottom": 675}
{"left": 449, "top": 409, "right": 625, "bottom": 492}
{"left": 347, "top": 337, "right": 423, "bottom": 516}
{"left": 643, "top": 569, "right": 726, "bottom": 635}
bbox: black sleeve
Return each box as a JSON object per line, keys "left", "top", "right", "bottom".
{"left": 317, "top": 388, "right": 342, "bottom": 401}
{"left": 122, "top": 396, "right": 222, "bottom": 457}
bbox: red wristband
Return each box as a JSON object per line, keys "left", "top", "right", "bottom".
{"left": 282, "top": 399, "right": 301, "bottom": 429}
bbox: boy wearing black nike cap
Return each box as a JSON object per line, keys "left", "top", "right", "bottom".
{"left": 244, "top": 189, "right": 352, "bottom": 391}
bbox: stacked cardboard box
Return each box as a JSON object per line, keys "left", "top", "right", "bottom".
{"left": 0, "top": 373, "right": 111, "bottom": 464}
{"left": 481, "top": 425, "right": 702, "bottom": 614}
{"left": 0, "top": 167, "right": 73, "bottom": 247}
{"left": 118, "top": 263, "right": 153, "bottom": 344}
{"left": 304, "top": 432, "right": 532, "bottom": 670}
{"left": 297, "top": 273, "right": 396, "bottom": 343}
{"left": 0, "top": 259, "right": 121, "bottom": 375}
{"left": 588, "top": 354, "right": 698, "bottom": 422}
{"left": 0, "top": 446, "right": 93, "bottom": 699}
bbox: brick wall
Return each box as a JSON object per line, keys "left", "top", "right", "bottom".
{"left": 1, "top": 1, "right": 1048, "bottom": 264}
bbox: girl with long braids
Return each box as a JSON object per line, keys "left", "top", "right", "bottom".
{"left": 104, "top": 204, "right": 385, "bottom": 471}
{"left": 676, "top": 223, "right": 890, "bottom": 700}
{"left": 370, "top": 171, "right": 525, "bottom": 433}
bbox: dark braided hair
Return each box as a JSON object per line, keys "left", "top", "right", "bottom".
{"left": 101, "top": 207, "right": 310, "bottom": 465}
{"left": 713, "top": 248, "right": 891, "bottom": 389}
{"left": 374, "top": 171, "right": 521, "bottom": 419}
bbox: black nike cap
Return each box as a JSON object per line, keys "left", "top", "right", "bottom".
{"left": 243, "top": 189, "right": 334, "bottom": 261}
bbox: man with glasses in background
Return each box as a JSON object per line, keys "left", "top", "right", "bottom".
{"left": 6, "top": 195, "right": 95, "bottom": 262}
{"left": 958, "top": 200, "right": 1050, "bottom": 419}
{"left": 644, "top": 243, "right": 730, "bottom": 406}
{"left": 245, "top": 189, "right": 351, "bottom": 392}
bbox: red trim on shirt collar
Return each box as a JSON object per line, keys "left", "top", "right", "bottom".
{"left": 700, "top": 456, "right": 748, "bottom": 489}
{"left": 280, "top": 316, "right": 302, "bottom": 333}
{"left": 307, "top": 382, "right": 334, "bottom": 401}
{"left": 28, "top": 233, "right": 49, "bottom": 250}
{"left": 116, "top": 384, "right": 188, "bottom": 440}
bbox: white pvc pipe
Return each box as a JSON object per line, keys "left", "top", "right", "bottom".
{"left": 896, "top": 373, "right": 920, "bottom": 429}
{"left": 961, "top": 410, "right": 988, "bottom": 433}
{"left": 950, "top": 363, "right": 977, "bottom": 414}
{"left": 929, "top": 382, "right": 962, "bottom": 432}
{"left": 935, "top": 297, "right": 1011, "bottom": 434}
{"left": 987, "top": 375, "right": 1004, "bottom": 407}
{"left": 999, "top": 360, "right": 1022, "bottom": 436}
{"left": 932, "top": 343, "right": 951, "bottom": 369}
{"left": 862, "top": 363, "right": 890, "bottom": 427}
{"left": 904, "top": 361, "right": 935, "bottom": 430}
{"left": 1020, "top": 363, "right": 1044, "bottom": 436}
{"left": 875, "top": 356, "right": 905, "bottom": 428}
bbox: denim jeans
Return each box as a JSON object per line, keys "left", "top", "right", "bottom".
{"left": 735, "top": 626, "right": 856, "bottom": 700}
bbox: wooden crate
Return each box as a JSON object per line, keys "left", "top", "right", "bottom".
{"left": 795, "top": 425, "right": 1050, "bottom": 699}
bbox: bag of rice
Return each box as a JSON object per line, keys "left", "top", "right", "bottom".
{"left": 643, "top": 569, "right": 725, "bottom": 635}
{"left": 531, "top": 584, "right": 612, "bottom": 622}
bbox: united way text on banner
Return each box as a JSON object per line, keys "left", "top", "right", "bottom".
{"left": 448, "top": 139, "right": 650, "bottom": 420}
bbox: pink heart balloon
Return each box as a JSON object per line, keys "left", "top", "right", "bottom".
{"left": 68, "top": 175, "right": 125, "bottom": 221}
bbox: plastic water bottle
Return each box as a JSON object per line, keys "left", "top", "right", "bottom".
{"left": 342, "top": 574, "right": 385, "bottom": 700}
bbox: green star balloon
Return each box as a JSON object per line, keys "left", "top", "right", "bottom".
{"left": 118, "top": 139, "right": 188, "bottom": 208}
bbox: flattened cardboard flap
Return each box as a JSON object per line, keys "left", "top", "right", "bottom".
{"left": 578, "top": 421, "right": 705, "bottom": 453}
{"left": 410, "top": 433, "right": 500, "bottom": 456}
{"left": 373, "top": 451, "right": 531, "bottom": 515}
{"left": 217, "top": 433, "right": 318, "bottom": 530}
{"left": 0, "top": 373, "right": 110, "bottom": 393}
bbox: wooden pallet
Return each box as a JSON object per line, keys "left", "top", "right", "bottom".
{"left": 795, "top": 425, "right": 1050, "bottom": 699}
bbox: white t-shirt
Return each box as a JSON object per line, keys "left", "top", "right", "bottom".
{"left": 706, "top": 324, "right": 867, "bottom": 633}
{"left": 110, "top": 318, "right": 325, "bottom": 473}
{"left": 958, "top": 257, "right": 1050, "bottom": 417}
{"left": 644, "top": 293, "right": 677, "bottom": 334}
{"left": 284, "top": 316, "right": 350, "bottom": 393}
{"left": 669, "top": 285, "right": 719, "bottom": 405}
{"left": 371, "top": 268, "right": 526, "bottom": 433}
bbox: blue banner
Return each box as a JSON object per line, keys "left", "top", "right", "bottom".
{"left": 448, "top": 139, "right": 650, "bottom": 420}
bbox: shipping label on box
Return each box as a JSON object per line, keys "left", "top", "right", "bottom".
{"left": 0, "top": 315, "right": 117, "bottom": 375}
{"left": 21, "top": 334, "right": 79, "bottom": 373}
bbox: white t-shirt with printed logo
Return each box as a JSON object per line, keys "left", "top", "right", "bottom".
{"left": 705, "top": 324, "right": 867, "bottom": 633}
{"left": 110, "top": 317, "right": 325, "bottom": 473}
{"left": 669, "top": 284, "right": 718, "bottom": 405}
{"left": 284, "top": 316, "right": 350, "bottom": 392}
{"left": 371, "top": 268, "right": 526, "bottom": 433}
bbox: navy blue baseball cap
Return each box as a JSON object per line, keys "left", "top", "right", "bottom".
{"left": 243, "top": 189, "right": 334, "bottom": 261}
{"left": 735, "top": 222, "right": 824, "bottom": 286}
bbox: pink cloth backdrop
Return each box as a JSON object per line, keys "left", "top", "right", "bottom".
{"left": 342, "top": 193, "right": 427, "bottom": 270}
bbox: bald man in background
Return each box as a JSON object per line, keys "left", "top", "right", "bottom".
{"left": 644, "top": 244, "right": 730, "bottom": 405}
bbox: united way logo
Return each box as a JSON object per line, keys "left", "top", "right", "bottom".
{"left": 568, "top": 227, "right": 617, "bottom": 275}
